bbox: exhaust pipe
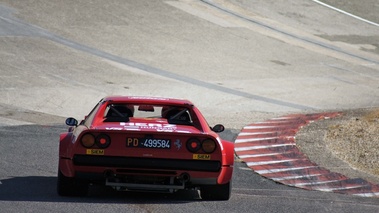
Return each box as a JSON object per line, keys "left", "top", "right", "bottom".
{"left": 178, "top": 173, "right": 190, "bottom": 183}
{"left": 104, "top": 170, "right": 114, "bottom": 178}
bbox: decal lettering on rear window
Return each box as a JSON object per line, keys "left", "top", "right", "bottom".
{"left": 120, "top": 122, "right": 178, "bottom": 132}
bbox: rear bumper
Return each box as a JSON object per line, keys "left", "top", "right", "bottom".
{"left": 59, "top": 154, "right": 233, "bottom": 190}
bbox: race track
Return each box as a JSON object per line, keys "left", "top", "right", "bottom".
{"left": 1, "top": 0, "right": 379, "bottom": 212}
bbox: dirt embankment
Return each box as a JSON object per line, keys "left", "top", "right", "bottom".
{"left": 325, "top": 109, "right": 379, "bottom": 176}
{"left": 296, "top": 108, "right": 379, "bottom": 184}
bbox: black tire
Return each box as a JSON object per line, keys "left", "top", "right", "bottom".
{"left": 57, "top": 169, "right": 88, "bottom": 197}
{"left": 200, "top": 182, "right": 231, "bottom": 200}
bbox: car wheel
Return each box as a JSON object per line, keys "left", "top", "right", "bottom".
{"left": 200, "top": 182, "right": 231, "bottom": 200}
{"left": 57, "top": 169, "right": 88, "bottom": 196}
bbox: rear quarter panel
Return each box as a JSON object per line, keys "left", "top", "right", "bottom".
{"left": 59, "top": 125, "right": 88, "bottom": 158}
{"left": 221, "top": 139, "right": 235, "bottom": 166}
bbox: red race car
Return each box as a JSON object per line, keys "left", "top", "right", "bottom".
{"left": 58, "top": 96, "right": 234, "bottom": 200}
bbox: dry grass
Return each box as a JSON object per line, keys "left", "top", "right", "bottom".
{"left": 325, "top": 109, "right": 379, "bottom": 176}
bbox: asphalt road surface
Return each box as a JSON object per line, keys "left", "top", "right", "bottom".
{"left": 1, "top": 0, "right": 379, "bottom": 212}
{"left": 1, "top": 124, "right": 379, "bottom": 213}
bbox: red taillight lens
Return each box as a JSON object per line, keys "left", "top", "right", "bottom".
{"left": 202, "top": 139, "right": 216, "bottom": 153}
{"left": 186, "top": 138, "right": 201, "bottom": 153}
{"left": 81, "top": 133, "right": 95, "bottom": 148}
{"left": 96, "top": 134, "right": 111, "bottom": 148}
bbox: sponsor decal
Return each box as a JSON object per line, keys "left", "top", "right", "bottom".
{"left": 193, "top": 154, "right": 211, "bottom": 160}
{"left": 105, "top": 123, "right": 192, "bottom": 133}
{"left": 120, "top": 122, "right": 177, "bottom": 132}
{"left": 105, "top": 127, "right": 123, "bottom": 130}
{"left": 86, "top": 149, "right": 104, "bottom": 155}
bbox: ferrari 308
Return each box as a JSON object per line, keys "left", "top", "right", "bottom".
{"left": 58, "top": 96, "right": 234, "bottom": 200}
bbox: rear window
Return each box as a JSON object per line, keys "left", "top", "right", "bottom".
{"left": 103, "top": 104, "right": 193, "bottom": 125}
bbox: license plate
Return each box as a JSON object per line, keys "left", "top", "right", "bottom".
{"left": 126, "top": 137, "right": 171, "bottom": 149}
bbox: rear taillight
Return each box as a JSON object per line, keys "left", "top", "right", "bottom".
{"left": 96, "top": 134, "right": 111, "bottom": 148}
{"left": 186, "top": 138, "right": 201, "bottom": 153}
{"left": 202, "top": 139, "right": 216, "bottom": 153}
{"left": 80, "top": 133, "right": 111, "bottom": 148}
{"left": 81, "top": 133, "right": 95, "bottom": 148}
{"left": 186, "top": 138, "right": 217, "bottom": 153}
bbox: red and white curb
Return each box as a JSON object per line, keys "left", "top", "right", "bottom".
{"left": 235, "top": 113, "right": 379, "bottom": 198}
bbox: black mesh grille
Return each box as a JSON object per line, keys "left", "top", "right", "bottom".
{"left": 73, "top": 155, "right": 221, "bottom": 172}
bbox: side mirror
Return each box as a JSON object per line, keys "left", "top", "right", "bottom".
{"left": 212, "top": 124, "right": 225, "bottom": 133}
{"left": 65, "top": 117, "right": 78, "bottom": 127}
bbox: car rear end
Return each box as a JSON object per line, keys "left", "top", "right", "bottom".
{"left": 60, "top": 127, "right": 233, "bottom": 197}
{"left": 58, "top": 97, "right": 234, "bottom": 200}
